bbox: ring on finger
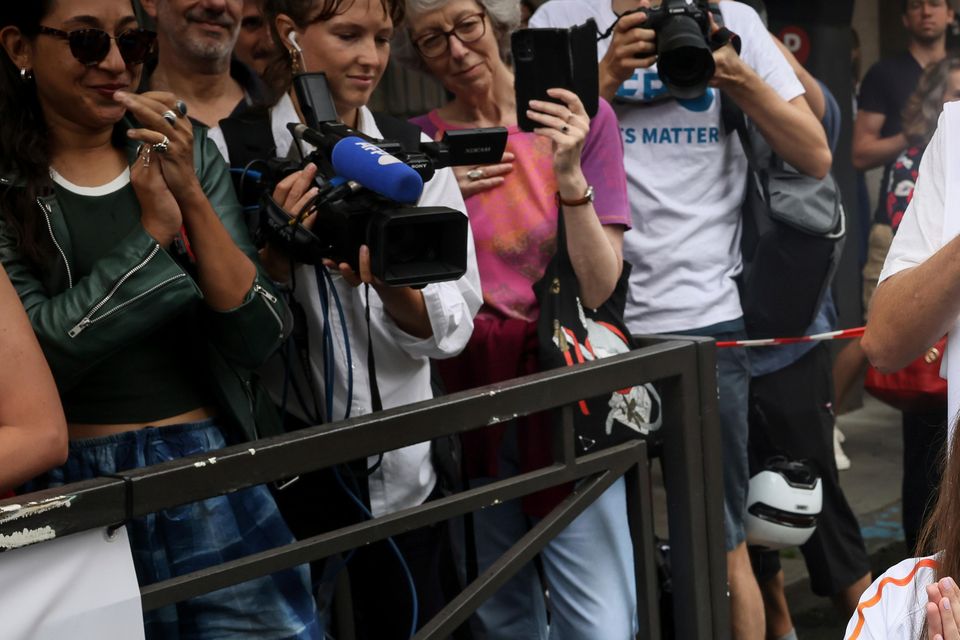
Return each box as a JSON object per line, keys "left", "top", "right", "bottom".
{"left": 467, "top": 168, "right": 484, "bottom": 181}
{"left": 154, "top": 135, "right": 171, "bottom": 154}
{"left": 175, "top": 99, "right": 188, "bottom": 117}
{"left": 561, "top": 125, "right": 570, "bottom": 133}
{"left": 138, "top": 143, "right": 152, "bottom": 168}
{"left": 161, "top": 110, "right": 178, "bottom": 126}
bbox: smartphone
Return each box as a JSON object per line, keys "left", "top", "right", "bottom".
{"left": 512, "top": 20, "right": 599, "bottom": 132}
{"left": 293, "top": 72, "right": 339, "bottom": 129}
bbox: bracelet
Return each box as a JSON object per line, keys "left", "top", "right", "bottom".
{"left": 558, "top": 185, "right": 594, "bottom": 207}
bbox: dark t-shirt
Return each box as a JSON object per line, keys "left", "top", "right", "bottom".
{"left": 858, "top": 52, "right": 924, "bottom": 222}
{"left": 54, "top": 180, "right": 212, "bottom": 423}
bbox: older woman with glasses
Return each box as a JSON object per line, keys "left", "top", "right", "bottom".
{"left": 395, "top": 1, "right": 636, "bottom": 638}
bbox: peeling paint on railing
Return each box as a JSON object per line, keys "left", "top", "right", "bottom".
{"left": 0, "top": 495, "right": 76, "bottom": 526}
{"left": 0, "top": 526, "right": 57, "bottom": 550}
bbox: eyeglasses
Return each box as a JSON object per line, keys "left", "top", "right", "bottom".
{"left": 906, "top": 0, "right": 946, "bottom": 10}
{"left": 413, "top": 12, "right": 486, "bottom": 59}
{"left": 37, "top": 26, "right": 157, "bottom": 66}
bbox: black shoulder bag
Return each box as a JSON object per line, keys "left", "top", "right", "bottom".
{"left": 721, "top": 96, "right": 846, "bottom": 339}
{"left": 533, "top": 206, "right": 662, "bottom": 456}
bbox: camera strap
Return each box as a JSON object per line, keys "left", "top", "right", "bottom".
{"left": 363, "top": 283, "right": 384, "bottom": 414}
{"left": 709, "top": 26, "right": 742, "bottom": 55}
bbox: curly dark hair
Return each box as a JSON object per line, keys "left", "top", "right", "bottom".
{"left": 261, "top": 0, "right": 405, "bottom": 104}
{"left": 0, "top": 2, "right": 56, "bottom": 266}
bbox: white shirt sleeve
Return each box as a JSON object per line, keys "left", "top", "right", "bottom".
{"left": 528, "top": 0, "right": 596, "bottom": 29}
{"left": 373, "top": 133, "right": 482, "bottom": 359}
{"left": 879, "top": 112, "right": 948, "bottom": 284}
{"left": 843, "top": 556, "right": 937, "bottom": 640}
{"left": 722, "top": 3, "right": 804, "bottom": 103}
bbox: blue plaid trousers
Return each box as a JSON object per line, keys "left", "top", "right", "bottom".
{"left": 37, "top": 420, "right": 321, "bottom": 640}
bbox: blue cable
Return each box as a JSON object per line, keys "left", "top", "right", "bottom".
{"left": 322, "top": 267, "right": 353, "bottom": 419}
{"left": 333, "top": 465, "right": 419, "bottom": 640}
{"left": 229, "top": 167, "right": 264, "bottom": 181}
{"left": 287, "top": 263, "right": 414, "bottom": 636}
{"left": 314, "top": 266, "right": 337, "bottom": 422}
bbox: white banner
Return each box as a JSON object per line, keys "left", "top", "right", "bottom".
{"left": 0, "top": 526, "right": 144, "bottom": 640}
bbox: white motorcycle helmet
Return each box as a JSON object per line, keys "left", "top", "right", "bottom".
{"left": 745, "top": 457, "right": 823, "bottom": 550}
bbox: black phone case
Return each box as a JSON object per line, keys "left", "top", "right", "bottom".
{"left": 512, "top": 21, "right": 599, "bottom": 132}
{"left": 293, "top": 72, "right": 339, "bottom": 129}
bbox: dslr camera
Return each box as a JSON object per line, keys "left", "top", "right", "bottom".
{"left": 258, "top": 73, "right": 507, "bottom": 287}
{"left": 628, "top": 0, "right": 719, "bottom": 99}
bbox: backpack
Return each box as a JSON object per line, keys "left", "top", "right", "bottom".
{"left": 721, "top": 96, "right": 846, "bottom": 339}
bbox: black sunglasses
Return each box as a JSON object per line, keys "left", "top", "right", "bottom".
{"left": 37, "top": 26, "right": 157, "bottom": 66}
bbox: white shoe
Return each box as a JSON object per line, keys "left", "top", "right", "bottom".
{"left": 834, "top": 426, "right": 851, "bottom": 471}
{"left": 836, "top": 426, "right": 846, "bottom": 443}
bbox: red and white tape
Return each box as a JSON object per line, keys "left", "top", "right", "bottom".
{"left": 715, "top": 326, "right": 865, "bottom": 349}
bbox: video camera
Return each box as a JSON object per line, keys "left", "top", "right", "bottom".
{"left": 259, "top": 73, "right": 508, "bottom": 287}
{"left": 625, "top": 0, "right": 722, "bottom": 100}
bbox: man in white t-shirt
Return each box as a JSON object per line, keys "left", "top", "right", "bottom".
{"left": 530, "top": 2, "right": 832, "bottom": 638}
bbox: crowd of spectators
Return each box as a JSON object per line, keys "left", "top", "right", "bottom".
{"left": 4, "top": 0, "right": 960, "bottom": 639}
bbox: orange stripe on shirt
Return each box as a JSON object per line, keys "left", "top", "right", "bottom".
{"left": 847, "top": 558, "right": 940, "bottom": 640}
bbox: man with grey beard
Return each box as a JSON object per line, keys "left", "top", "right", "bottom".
{"left": 141, "top": 0, "right": 269, "bottom": 128}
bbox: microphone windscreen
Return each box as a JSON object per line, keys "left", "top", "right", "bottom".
{"left": 331, "top": 136, "right": 424, "bottom": 203}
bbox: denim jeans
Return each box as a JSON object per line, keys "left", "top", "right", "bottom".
{"left": 468, "top": 425, "right": 637, "bottom": 640}
{"left": 36, "top": 420, "right": 321, "bottom": 640}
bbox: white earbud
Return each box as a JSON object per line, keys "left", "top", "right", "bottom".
{"left": 288, "top": 32, "right": 302, "bottom": 53}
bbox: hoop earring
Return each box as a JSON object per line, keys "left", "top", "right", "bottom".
{"left": 20, "top": 68, "right": 33, "bottom": 83}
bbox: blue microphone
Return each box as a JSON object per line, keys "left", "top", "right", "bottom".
{"left": 330, "top": 136, "right": 424, "bottom": 204}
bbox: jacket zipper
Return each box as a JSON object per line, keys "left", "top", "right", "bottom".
{"left": 38, "top": 198, "right": 73, "bottom": 289}
{"left": 252, "top": 281, "right": 284, "bottom": 338}
{"left": 68, "top": 245, "right": 185, "bottom": 338}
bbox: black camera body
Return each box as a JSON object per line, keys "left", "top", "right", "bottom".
{"left": 257, "top": 73, "right": 507, "bottom": 288}
{"left": 630, "top": 0, "right": 716, "bottom": 99}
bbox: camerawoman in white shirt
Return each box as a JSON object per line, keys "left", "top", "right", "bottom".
{"left": 210, "top": 0, "right": 481, "bottom": 635}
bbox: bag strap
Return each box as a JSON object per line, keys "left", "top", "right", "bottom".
{"left": 720, "top": 93, "right": 762, "bottom": 175}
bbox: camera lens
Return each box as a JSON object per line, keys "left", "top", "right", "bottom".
{"left": 655, "top": 13, "right": 715, "bottom": 99}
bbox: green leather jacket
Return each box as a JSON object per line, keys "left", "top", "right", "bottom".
{"left": 0, "top": 124, "right": 289, "bottom": 443}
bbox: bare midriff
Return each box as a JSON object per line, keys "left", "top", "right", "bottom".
{"left": 67, "top": 406, "right": 217, "bottom": 440}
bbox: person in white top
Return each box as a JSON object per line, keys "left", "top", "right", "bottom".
{"left": 529, "top": 2, "right": 832, "bottom": 639}
{"left": 210, "top": 0, "right": 481, "bottom": 637}
{"left": 863, "top": 100, "right": 960, "bottom": 428}
{"left": 859, "top": 94, "right": 960, "bottom": 640}
{"left": 844, "top": 418, "right": 960, "bottom": 640}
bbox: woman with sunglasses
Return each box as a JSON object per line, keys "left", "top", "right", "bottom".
{"left": 394, "top": 1, "right": 634, "bottom": 638}
{"left": 0, "top": 2, "right": 320, "bottom": 638}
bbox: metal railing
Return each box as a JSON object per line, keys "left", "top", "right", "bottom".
{"left": 0, "top": 335, "right": 728, "bottom": 640}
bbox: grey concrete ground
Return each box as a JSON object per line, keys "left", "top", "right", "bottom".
{"left": 788, "top": 396, "right": 907, "bottom": 639}
{"left": 650, "top": 395, "right": 907, "bottom": 639}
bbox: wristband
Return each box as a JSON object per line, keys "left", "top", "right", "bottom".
{"left": 558, "top": 185, "right": 594, "bottom": 207}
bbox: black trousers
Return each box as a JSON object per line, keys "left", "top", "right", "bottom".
{"left": 747, "top": 343, "right": 871, "bottom": 597}
{"left": 902, "top": 407, "right": 947, "bottom": 554}
{"left": 273, "top": 464, "right": 452, "bottom": 640}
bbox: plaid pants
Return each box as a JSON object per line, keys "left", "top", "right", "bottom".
{"left": 37, "top": 420, "right": 320, "bottom": 640}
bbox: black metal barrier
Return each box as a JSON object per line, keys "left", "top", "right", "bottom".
{"left": 0, "top": 336, "right": 728, "bottom": 640}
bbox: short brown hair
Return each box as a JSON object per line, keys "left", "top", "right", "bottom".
{"left": 261, "top": 0, "right": 405, "bottom": 101}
